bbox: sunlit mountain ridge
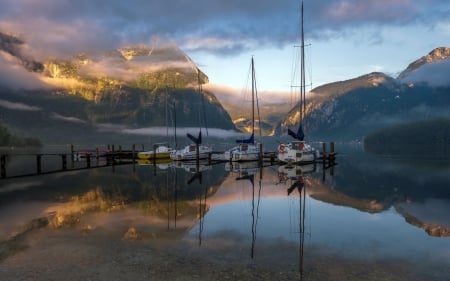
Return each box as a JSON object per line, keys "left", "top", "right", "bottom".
{"left": 0, "top": 32, "right": 236, "bottom": 144}
{"left": 276, "top": 47, "right": 450, "bottom": 142}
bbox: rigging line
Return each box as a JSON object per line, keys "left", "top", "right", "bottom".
{"left": 197, "top": 69, "right": 209, "bottom": 136}
{"left": 291, "top": 45, "right": 301, "bottom": 107}
{"left": 237, "top": 59, "right": 253, "bottom": 122}
{"left": 252, "top": 57, "right": 262, "bottom": 138}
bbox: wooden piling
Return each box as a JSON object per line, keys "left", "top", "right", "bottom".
{"left": 61, "top": 154, "right": 67, "bottom": 170}
{"left": 1, "top": 155, "right": 6, "bottom": 178}
{"left": 36, "top": 154, "right": 42, "bottom": 174}
{"left": 322, "top": 142, "right": 327, "bottom": 159}
{"left": 259, "top": 143, "right": 263, "bottom": 163}
{"left": 70, "top": 144, "right": 74, "bottom": 162}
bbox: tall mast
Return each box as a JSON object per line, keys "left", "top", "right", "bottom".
{"left": 300, "top": 1, "right": 305, "bottom": 128}
{"left": 251, "top": 57, "right": 255, "bottom": 135}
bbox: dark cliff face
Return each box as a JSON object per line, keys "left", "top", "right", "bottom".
{"left": 0, "top": 32, "right": 44, "bottom": 72}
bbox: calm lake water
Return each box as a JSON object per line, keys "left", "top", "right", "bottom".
{"left": 1, "top": 143, "right": 449, "bottom": 280}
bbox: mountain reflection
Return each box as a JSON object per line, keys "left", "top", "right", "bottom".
{"left": 1, "top": 144, "right": 450, "bottom": 269}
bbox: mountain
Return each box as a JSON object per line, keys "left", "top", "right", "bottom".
{"left": 0, "top": 32, "right": 236, "bottom": 144}
{"left": 397, "top": 47, "right": 450, "bottom": 80}
{"left": 276, "top": 47, "right": 450, "bottom": 142}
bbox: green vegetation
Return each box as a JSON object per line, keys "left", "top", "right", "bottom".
{"left": 0, "top": 124, "right": 41, "bottom": 147}
{"left": 364, "top": 118, "right": 450, "bottom": 155}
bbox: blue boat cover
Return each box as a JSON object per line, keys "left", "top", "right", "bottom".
{"left": 187, "top": 131, "right": 202, "bottom": 145}
{"left": 288, "top": 126, "right": 305, "bottom": 141}
{"left": 236, "top": 133, "right": 254, "bottom": 144}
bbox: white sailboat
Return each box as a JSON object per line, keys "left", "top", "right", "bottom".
{"left": 277, "top": 2, "right": 319, "bottom": 164}
{"left": 170, "top": 132, "right": 212, "bottom": 160}
{"left": 223, "top": 57, "right": 262, "bottom": 162}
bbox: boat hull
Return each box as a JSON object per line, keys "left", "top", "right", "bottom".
{"left": 170, "top": 144, "right": 212, "bottom": 161}
{"left": 224, "top": 143, "right": 261, "bottom": 162}
{"left": 137, "top": 152, "right": 171, "bottom": 160}
{"left": 137, "top": 145, "right": 173, "bottom": 160}
{"left": 277, "top": 141, "right": 319, "bottom": 164}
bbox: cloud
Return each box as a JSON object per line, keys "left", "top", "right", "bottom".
{"left": 0, "top": 50, "right": 48, "bottom": 89}
{"left": 400, "top": 59, "right": 450, "bottom": 87}
{"left": 0, "top": 99, "right": 41, "bottom": 111}
{"left": 50, "top": 113, "right": 87, "bottom": 123}
{"left": 123, "top": 126, "right": 243, "bottom": 139}
{"left": 78, "top": 54, "right": 194, "bottom": 82}
{"left": 96, "top": 122, "right": 242, "bottom": 138}
{"left": 1, "top": 0, "right": 448, "bottom": 58}
{"left": 204, "top": 83, "right": 291, "bottom": 105}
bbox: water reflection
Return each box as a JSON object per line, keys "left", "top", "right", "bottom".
{"left": 278, "top": 164, "right": 309, "bottom": 280}
{"left": 1, "top": 146, "right": 450, "bottom": 280}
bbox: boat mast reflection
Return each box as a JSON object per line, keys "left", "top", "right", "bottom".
{"left": 186, "top": 164, "right": 208, "bottom": 246}
{"left": 278, "top": 164, "right": 310, "bottom": 280}
{"left": 234, "top": 162, "right": 263, "bottom": 258}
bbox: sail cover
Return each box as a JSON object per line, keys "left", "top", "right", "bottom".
{"left": 236, "top": 133, "right": 254, "bottom": 144}
{"left": 187, "top": 131, "right": 202, "bottom": 145}
{"left": 288, "top": 126, "right": 305, "bottom": 141}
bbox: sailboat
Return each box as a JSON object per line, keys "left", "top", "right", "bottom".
{"left": 223, "top": 57, "right": 262, "bottom": 162}
{"left": 277, "top": 1, "right": 319, "bottom": 164}
{"left": 137, "top": 142, "right": 173, "bottom": 160}
{"left": 138, "top": 88, "right": 175, "bottom": 160}
{"left": 170, "top": 69, "right": 212, "bottom": 161}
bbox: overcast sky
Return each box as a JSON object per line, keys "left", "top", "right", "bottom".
{"left": 1, "top": 0, "right": 449, "bottom": 92}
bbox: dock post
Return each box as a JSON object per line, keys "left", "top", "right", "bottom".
{"left": 95, "top": 147, "right": 99, "bottom": 166}
{"left": 111, "top": 145, "right": 115, "bottom": 162}
{"left": 1, "top": 155, "right": 6, "bottom": 178}
{"left": 36, "top": 154, "right": 42, "bottom": 174}
{"left": 259, "top": 143, "right": 263, "bottom": 163}
{"left": 153, "top": 144, "right": 157, "bottom": 165}
{"left": 330, "top": 142, "right": 335, "bottom": 163}
{"left": 322, "top": 142, "right": 327, "bottom": 159}
{"left": 86, "top": 153, "right": 91, "bottom": 168}
{"left": 70, "top": 144, "right": 75, "bottom": 165}
{"left": 61, "top": 154, "right": 67, "bottom": 170}
{"left": 196, "top": 143, "right": 200, "bottom": 169}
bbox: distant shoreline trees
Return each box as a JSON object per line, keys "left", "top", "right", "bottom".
{"left": 364, "top": 118, "right": 450, "bottom": 155}
{"left": 0, "top": 124, "right": 42, "bottom": 147}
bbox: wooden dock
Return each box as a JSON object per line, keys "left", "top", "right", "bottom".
{"left": 1, "top": 142, "right": 337, "bottom": 180}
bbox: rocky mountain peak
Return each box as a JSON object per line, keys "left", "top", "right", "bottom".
{"left": 397, "top": 47, "right": 450, "bottom": 79}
